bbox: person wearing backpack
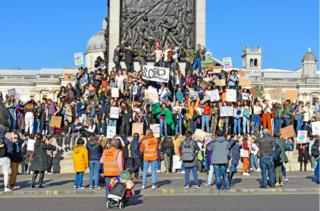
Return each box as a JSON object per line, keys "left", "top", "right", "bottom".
{"left": 311, "top": 137, "right": 319, "bottom": 184}
{"left": 256, "top": 129, "right": 275, "bottom": 188}
{"left": 208, "top": 130, "right": 230, "bottom": 191}
{"left": 273, "top": 133, "right": 292, "bottom": 187}
{"left": 180, "top": 131, "right": 200, "bottom": 189}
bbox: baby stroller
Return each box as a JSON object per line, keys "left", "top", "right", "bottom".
{"left": 106, "top": 170, "right": 134, "bottom": 209}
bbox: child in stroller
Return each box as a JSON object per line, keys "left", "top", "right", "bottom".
{"left": 106, "top": 170, "right": 134, "bottom": 209}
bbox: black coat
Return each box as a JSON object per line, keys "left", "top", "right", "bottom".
{"left": 31, "top": 143, "right": 56, "bottom": 172}
{"left": 298, "top": 144, "right": 311, "bottom": 162}
{"left": 10, "top": 142, "right": 23, "bottom": 162}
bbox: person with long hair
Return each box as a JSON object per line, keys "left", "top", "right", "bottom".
{"left": 30, "top": 134, "right": 56, "bottom": 188}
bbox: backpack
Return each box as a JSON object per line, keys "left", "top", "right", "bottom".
{"left": 182, "top": 141, "right": 196, "bottom": 162}
{"left": 272, "top": 141, "right": 282, "bottom": 162}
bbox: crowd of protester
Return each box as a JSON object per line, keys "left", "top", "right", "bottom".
{"left": 0, "top": 42, "right": 319, "bottom": 197}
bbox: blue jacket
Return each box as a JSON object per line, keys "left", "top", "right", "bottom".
{"left": 86, "top": 142, "right": 102, "bottom": 161}
{"left": 76, "top": 102, "right": 86, "bottom": 116}
{"left": 229, "top": 139, "right": 240, "bottom": 165}
{"left": 130, "top": 138, "right": 141, "bottom": 159}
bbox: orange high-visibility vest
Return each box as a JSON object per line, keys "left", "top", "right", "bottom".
{"left": 103, "top": 147, "right": 120, "bottom": 177}
{"left": 142, "top": 138, "right": 158, "bottom": 161}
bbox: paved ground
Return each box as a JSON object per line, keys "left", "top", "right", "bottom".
{"left": 0, "top": 194, "right": 318, "bottom": 211}
{"left": 0, "top": 171, "right": 319, "bottom": 197}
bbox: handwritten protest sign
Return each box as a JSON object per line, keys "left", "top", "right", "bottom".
{"left": 215, "top": 79, "right": 226, "bottom": 87}
{"left": 226, "top": 89, "right": 237, "bottom": 102}
{"left": 297, "top": 130, "right": 308, "bottom": 144}
{"left": 242, "top": 93, "right": 250, "bottom": 101}
{"left": 285, "top": 90, "right": 298, "bottom": 102}
{"left": 111, "top": 88, "right": 119, "bottom": 98}
{"left": 220, "top": 106, "right": 234, "bottom": 117}
{"left": 63, "top": 69, "right": 74, "bottom": 81}
{"left": 280, "top": 125, "right": 296, "bottom": 139}
{"left": 110, "top": 107, "right": 120, "bottom": 119}
{"left": 223, "top": 57, "right": 233, "bottom": 69}
{"left": 206, "top": 90, "right": 220, "bottom": 102}
{"left": 234, "top": 108, "right": 243, "bottom": 118}
{"left": 50, "top": 116, "right": 62, "bottom": 129}
{"left": 132, "top": 123, "right": 144, "bottom": 136}
{"left": 193, "top": 129, "right": 209, "bottom": 142}
{"left": 106, "top": 126, "right": 117, "bottom": 139}
{"left": 74, "top": 52, "right": 85, "bottom": 66}
{"left": 144, "top": 87, "right": 159, "bottom": 104}
{"left": 142, "top": 65, "right": 169, "bottom": 83}
{"left": 239, "top": 79, "right": 252, "bottom": 87}
{"left": 7, "top": 89, "right": 16, "bottom": 97}
{"left": 311, "top": 121, "right": 320, "bottom": 135}
{"left": 150, "top": 124, "right": 160, "bottom": 138}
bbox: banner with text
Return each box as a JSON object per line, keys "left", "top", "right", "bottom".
{"left": 142, "top": 65, "right": 170, "bottom": 83}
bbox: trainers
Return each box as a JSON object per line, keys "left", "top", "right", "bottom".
{"left": 152, "top": 185, "right": 156, "bottom": 190}
{"left": 256, "top": 168, "right": 261, "bottom": 172}
{"left": 195, "top": 185, "right": 201, "bottom": 189}
{"left": 4, "top": 188, "right": 12, "bottom": 192}
{"left": 156, "top": 170, "right": 161, "bottom": 173}
{"left": 141, "top": 185, "right": 145, "bottom": 190}
{"left": 180, "top": 171, "right": 185, "bottom": 174}
{"left": 184, "top": 185, "right": 190, "bottom": 189}
{"left": 242, "top": 172, "right": 250, "bottom": 176}
{"left": 284, "top": 178, "right": 289, "bottom": 182}
{"left": 94, "top": 186, "right": 101, "bottom": 190}
{"left": 73, "top": 186, "right": 77, "bottom": 189}
{"left": 78, "top": 187, "right": 85, "bottom": 190}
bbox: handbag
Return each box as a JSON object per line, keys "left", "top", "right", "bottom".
{"left": 28, "top": 152, "right": 35, "bottom": 162}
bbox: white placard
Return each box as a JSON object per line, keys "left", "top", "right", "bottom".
{"left": 142, "top": 65, "right": 170, "bottom": 83}
{"left": 110, "top": 107, "right": 120, "bottom": 119}
{"left": 311, "top": 121, "right": 320, "bottom": 136}
{"left": 7, "top": 89, "right": 16, "bottom": 97}
{"left": 206, "top": 89, "right": 220, "bottom": 102}
{"left": 106, "top": 126, "right": 117, "bottom": 139}
{"left": 297, "top": 130, "right": 308, "bottom": 144}
{"left": 150, "top": 124, "right": 160, "bottom": 138}
{"left": 112, "top": 87, "right": 119, "bottom": 98}
{"left": 74, "top": 52, "right": 85, "bottom": 66}
{"left": 234, "top": 108, "right": 243, "bottom": 118}
{"left": 220, "top": 106, "right": 234, "bottom": 117}
{"left": 226, "top": 89, "right": 237, "bottom": 102}
{"left": 144, "top": 87, "right": 159, "bottom": 103}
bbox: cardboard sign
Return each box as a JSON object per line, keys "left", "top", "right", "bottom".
{"left": 132, "top": 123, "right": 144, "bottom": 136}
{"left": 50, "top": 116, "right": 62, "bottom": 129}
{"left": 150, "top": 124, "right": 160, "bottom": 138}
{"left": 242, "top": 93, "right": 250, "bottom": 101}
{"left": 208, "top": 66, "right": 223, "bottom": 74}
{"left": 193, "top": 129, "right": 209, "bottom": 142}
{"left": 280, "top": 125, "right": 296, "bottom": 139}
{"left": 215, "top": 79, "right": 226, "bottom": 87}
{"left": 311, "top": 121, "right": 320, "bottom": 135}
{"left": 297, "top": 130, "right": 308, "bottom": 144}
{"left": 223, "top": 57, "right": 233, "bottom": 69}
{"left": 110, "top": 107, "right": 120, "bottom": 119}
{"left": 200, "top": 80, "right": 210, "bottom": 89}
{"left": 142, "top": 65, "right": 170, "bottom": 83}
{"left": 106, "top": 126, "right": 117, "bottom": 139}
{"left": 220, "top": 106, "right": 234, "bottom": 117}
{"left": 74, "top": 52, "right": 85, "bottom": 66}
{"left": 226, "top": 89, "right": 237, "bottom": 102}
{"left": 285, "top": 90, "right": 298, "bottom": 102}
{"left": 234, "top": 108, "right": 243, "bottom": 118}
{"left": 206, "top": 90, "right": 220, "bottom": 102}
{"left": 239, "top": 79, "right": 252, "bottom": 87}
{"left": 111, "top": 88, "right": 119, "bottom": 98}
{"left": 144, "top": 87, "right": 159, "bottom": 103}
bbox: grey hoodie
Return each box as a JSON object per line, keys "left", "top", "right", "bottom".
{"left": 209, "top": 136, "right": 230, "bottom": 165}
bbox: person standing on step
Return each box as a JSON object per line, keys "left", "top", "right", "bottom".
{"left": 30, "top": 134, "right": 56, "bottom": 188}
{"left": 86, "top": 136, "right": 102, "bottom": 189}
{"left": 9, "top": 132, "right": 23, "bottom": 190}
{"left": 72, "top": 138, "right": 89, "bottom": 190}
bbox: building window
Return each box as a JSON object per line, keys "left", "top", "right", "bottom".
{"left": 250, "top": 59, "right": 254, "bottom": 67}
{"left": 254, "top": 59, "right": 258, "bottom": 67}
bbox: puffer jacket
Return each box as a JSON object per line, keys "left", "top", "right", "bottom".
{"left": 86, "top": 141, "right": 102, "bottom": 161}
{"left": 72, "top": 145, "right": 88, "bottom": 173}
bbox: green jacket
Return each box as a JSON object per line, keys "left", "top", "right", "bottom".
{"left": 281, "top": 106, "right": 292, "bottom": 118}
{"left": 274, "top": 138, "right": 291, "bottom": 164}
{"left": 159, "top": 108, "right": 175, "bottom": 130}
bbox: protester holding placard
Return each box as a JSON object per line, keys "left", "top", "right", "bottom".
{"left": 200, "top": 101, "right": 211, "bottom": 133}
{"left": 298, "top": 143, "right": 311, "bottom": 171}
{"left": 233, "top": 101, "right": 242, "bottom": 136}
{"left": 210, "top": 102, "right": 219, "bottom": 135}
{"left": 262, "top": 100, "right": 272, "bottom": 135}
{"left": 242, "top": 101, "right": 252, "bottom": 135}
{"left": 252, "top": 100, "right": 262, "bottom": 134}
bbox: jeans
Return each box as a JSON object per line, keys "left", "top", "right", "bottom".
{"left": 74, "top": 172, "right": 84, "bottom": 188}
{"left": 243, "top": 117, "right": 250, "bottom": 135}
{"left": 33, "top": 119, "right": 40, "bottom": 134}
{"left": 201, "top": 115, "right": 210, "bottom": 133}
{"left": 250, "top": 154, "right": 260, "bottom": 170}
{"left": 108, "top": 119, "right": 117, "bottom": 127}
{"left": 175, "top": 118, "right": 183, "bottom": 135}
{"left": 213, "top": 164, "right": 230, "bottom": 190}
{"left": 207, "top": 164, "right": 215, "bottom": 185}
{"left": 188, "top": 119, "right": 197, "bottom": 133}
{"left": 142, "top": 160, "right": 157, "bottom": 186}
{"left": 104, "top": 177, "right": 111, "bottom": 202}
{"left": 314, "top": 159, "right": 320, "bottom": 184}
{"left": 8, "top": 108, "right": 16, "bottom": 131}
{"left": 220, "top": 117, "right": 229, "bottom": 135}
{"left": 233, "top": 118, "right": 241, "bottom": 135}
{"left": 274, "top": 118, "right": 281, "bottom": 135}
{"left": 283, "top": 117, "right": 290, "bottom": 127}
{"left": 260, "top": 156, "right": 275, "bottom": 187}
{"left": 193, "top": 58, "right": 202, "bottom": 73}
{"left": 132, "top": 158, "right": 141, "bottom": 177}
{"left": 252, "top": 114, "right": 261, "bottom": 133}
{"left": 89, "top": 160, "right": 100, "bottom": 187}
{"left": 296, "top": 115, "right": 304, "bottom": 132}
{"left": 184, "top": 166, "right": 199, "bottom": 186}
{"left": 160, "top": 119, "right": 167, "bottom": 137}
{"left": 157, "top": 160, "right": 161, "bottom": 171}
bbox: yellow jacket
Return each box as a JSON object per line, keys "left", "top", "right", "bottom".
{"left": 72, "top": 145, "right": 89, "bottom": 173}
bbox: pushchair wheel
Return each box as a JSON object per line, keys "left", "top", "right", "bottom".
{"left": 106, "top": 201, "right": 109, "bottom": 208}
{"left": 119, "top": 202, "right": 124, "bottom": 209}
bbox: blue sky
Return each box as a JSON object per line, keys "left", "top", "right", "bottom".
{"left": 0, "top": 0, "right": 318, "bottom": 70}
